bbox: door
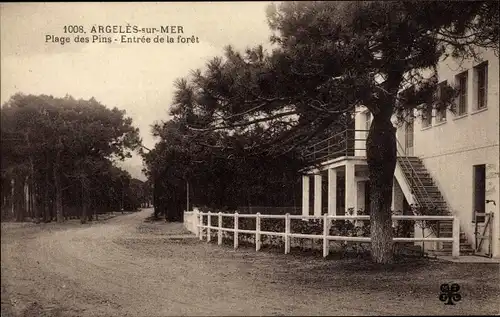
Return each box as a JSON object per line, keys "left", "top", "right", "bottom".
{"left": 473, "top": 164, "right": 492, "bottom": 257}
{"left": 364, "top": 181, "right": 370, "bottom": 214}
{"left": 473, "top": 164, "right": 486, "bottom": 223}
{"left": 337, "top": 178, "right": 345, "bottom": 216}
{"left": 474, "top": 212, "right": 493, "bottom": 257}
{"left": 404, "top": 118, "right": 414, "bottom": 156}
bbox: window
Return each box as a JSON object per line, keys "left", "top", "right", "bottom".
{"left": 364, "top": 181, "right": 371, "bottom": 214}
{"left": 364, "top": 111, "right": 372, "bottom": 131}
{"left": 474, "top": 62, "right": 488, "bottom": 110}
{"left": 436, "top": 81, "right": 447, "bottom": 123}
{"left": 404, "top": 116, "right": 414, "bottom": 156}
{"left": 455, "top": 71, "right": 468, "bottom": 115}
{"left": 422, "top": 106, "right": 432, "bottom": 128}
{"left": 365, "top": 111, "right": 372, "bottom": 130}
{"left": 364, "top": 111, "right": 372, "bottom": 139}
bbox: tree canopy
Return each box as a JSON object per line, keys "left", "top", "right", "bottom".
{"left": 142, "top": 118, "right": 305, "bottom": 221}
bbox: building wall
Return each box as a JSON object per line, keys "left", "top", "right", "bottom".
{"left": 407, "top": 49, "right": 500, "bottom": 257}
{"left": 353, "top": 49, "right": 499, "bottom": 257}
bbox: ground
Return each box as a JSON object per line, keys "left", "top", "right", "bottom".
{"left": 1, "top": 209, "right": 499, "bottom": 316}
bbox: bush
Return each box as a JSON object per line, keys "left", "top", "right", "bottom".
{"left": 409, "top": 204, "right": 449, "bottom": 236}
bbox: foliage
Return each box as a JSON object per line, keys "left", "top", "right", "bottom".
{"left": 0, "top": 93, "right": 147, "bottom": 222}
{"left": 142, "top": 119, "right": 305, "bottom": 222}
{"left": 169, "top": 2, "right": 498, "bottom": 155}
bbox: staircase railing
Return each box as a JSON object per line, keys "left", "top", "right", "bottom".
{"left": 396, "top": 138, "right": 454, "bottom": 242}
{"left": 395, "top": 138, "right": 438, "bottom": 211}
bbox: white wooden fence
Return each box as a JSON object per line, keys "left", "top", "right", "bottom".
{"left": 183, "top": 211, "right": 460, "bottom": 258}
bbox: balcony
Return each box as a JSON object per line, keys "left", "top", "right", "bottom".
{"left": 302, "top": 129, "right": 369, "bottom": 164}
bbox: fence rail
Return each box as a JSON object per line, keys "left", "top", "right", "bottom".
{"left": 184, "top": 210, "right": 460, "bottom": 258}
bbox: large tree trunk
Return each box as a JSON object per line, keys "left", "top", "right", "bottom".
{"left": 366, "top": 115, "right": 397, "bottom": 264}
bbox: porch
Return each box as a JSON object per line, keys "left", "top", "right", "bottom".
{"left": 299, "top": 127, "right": 486, "bottom": 257}
{"left": 300, "top": 128, "right": 409, "bottom": 217}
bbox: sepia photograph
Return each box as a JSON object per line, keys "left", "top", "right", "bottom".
{"left": 1, "top": 1, "right": 499, "bottom": 316}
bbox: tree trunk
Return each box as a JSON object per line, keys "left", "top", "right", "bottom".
{"left": 54, "top": 138, "right": 64, "bottom": 223}
{"left": 26, "top": 133, "right": 40, "bottom": 223}
{"left": 88, "top": 196, "right": 94, "bottom": 222}
{"left": 10, "top": 179, "right": 15, "bottom": 220}
{"left": 366, "top": 115, "right": 397, "bottom": 264}
{"left": 81, "top": 177, "right": 88, "bottom": 224}
{"left": 1, "top": 177, "right": 11, "bottom": 220}
{"left": 24, "top": 177, "right": 30, "bottom": 218}
{"left": 43, "top": 171, "right": 51, "bottom": 223}
{"left": 26, "top": 179, "right": 32, "bottom": 218}
{"left": 13, "top": 177, "right": 24, "bottom": 222}
{"left": 121, "top": 187, "right": 124, "bottom": 214}
{"left": 31, "top": 177, "right": 40, "bottom": 224}
{"left": 153, "top": 179, "right": 160, "bottom": 218}
{"left": 54, "top": 159, "right": 64, "bottom": 223}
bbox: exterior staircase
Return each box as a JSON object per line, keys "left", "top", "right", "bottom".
{"left": 397, "top": 156, "right": 474, "bottom": 256}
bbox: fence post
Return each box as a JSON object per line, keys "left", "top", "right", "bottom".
{"left": 218, "top": 212, "right": 222, "bottom": 245}
{"left": 207, "top": 212, "right": 211, "bottom": 242}
{"left": 199, "top": 212, "right": 204, "bottom": 241}
{"left": 488, "top": 212, "right": 494, "bottom": 257}
{"left": 452, "top": 216, "right": 460, "bottom": 258}
{"left": 285, "top": 213, "right": 291, "bottom": 254}
{"left": 256, "top": 212, "right": 261, "bottom": 251}
{"left": 323, "top": 213, "right": 329, "bottom": 257}
{"left": 234, "top": 212, "right": 239, "bottom": 249}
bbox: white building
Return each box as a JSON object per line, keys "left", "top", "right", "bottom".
{"left": 301, "top": 48, "right": 499, "bottom": 258}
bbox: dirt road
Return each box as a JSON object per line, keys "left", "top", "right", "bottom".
{"left": 1, "top": 209, "right": 499, "bottom": 316}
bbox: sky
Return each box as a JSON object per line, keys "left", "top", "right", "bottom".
{"left": 1, "top": 2, "right": 275, "bottom": 180}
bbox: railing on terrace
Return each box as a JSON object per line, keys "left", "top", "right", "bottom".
{"left": 235, "top": 206, "right": 301, "bottom": 215}
{"left": 184, "top": 211, "right": 461, "bottom": 258}
{"left": 302, "top": 129, "right": 369, "bottom": 163}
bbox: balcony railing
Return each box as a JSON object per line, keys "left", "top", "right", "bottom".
{"left": 302, "top": 129, "right": 369, "bottom": 163}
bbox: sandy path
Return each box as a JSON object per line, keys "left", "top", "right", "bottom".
{"left": 2, "top": 209, "right": 499, "bottom": 316}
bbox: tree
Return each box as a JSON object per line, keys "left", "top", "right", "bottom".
{"left": 1, "top": 93, "right": 142, "bottom": 223}
{"left": 169, "top": 1, "right": 498, "bottom": 263}
{"left": 142, "top": 117, "right": 304, "bottom": 221}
